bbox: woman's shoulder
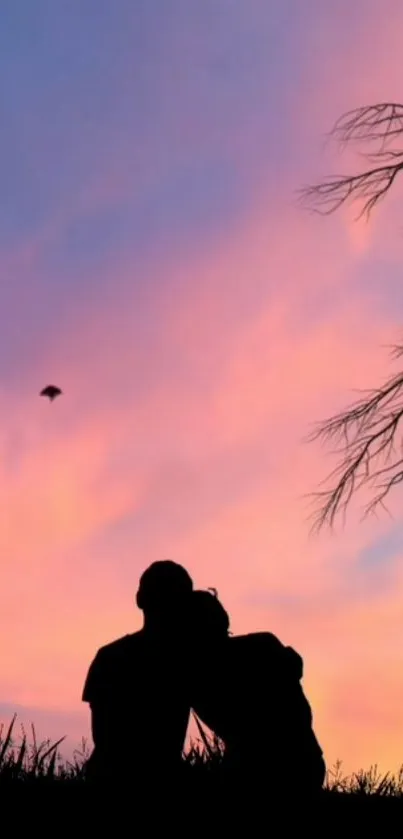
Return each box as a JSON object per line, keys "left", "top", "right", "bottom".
{"left": 229, "top": 631, "right": 284, "bottom": 651}
{"left": 228, "top": 633, "right": 304, "bottom": 679}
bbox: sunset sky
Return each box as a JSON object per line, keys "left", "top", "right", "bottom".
{"left": 1, "top": 0, "right": 403, "bottom": 773}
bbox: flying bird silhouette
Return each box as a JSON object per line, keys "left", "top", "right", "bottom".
{"left": 40, "top": 385, "right": 62, "bottom": 401}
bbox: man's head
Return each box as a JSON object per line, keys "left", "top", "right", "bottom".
{"left": 136, "top": 560, "right": 193, "bottom": 632}
{"left": 190, "top": 589, "right": 230, "bottom": 644}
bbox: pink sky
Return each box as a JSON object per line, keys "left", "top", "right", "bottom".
{"left": 1, "top": 1, "right": 403, "bottom": 774}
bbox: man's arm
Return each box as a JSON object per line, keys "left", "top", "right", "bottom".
{"left": 82, "top": 649, "right": 102, "bottom": 705}
{"left": 82, "top": 650, "right": 113, "bottom": 752}
{"left": 89, "top": 701, "right": 113, "bottom": 752}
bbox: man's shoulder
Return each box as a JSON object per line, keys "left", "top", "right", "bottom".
{"left": 95, "top": 631, "right": 144, "bottom": 662}
{"left": 82, "top": 632, "right": 144, "bottom": 703}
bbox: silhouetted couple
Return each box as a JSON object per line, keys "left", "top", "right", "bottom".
{"left": 83, "top": 561, "right": 325, "bottom": 793}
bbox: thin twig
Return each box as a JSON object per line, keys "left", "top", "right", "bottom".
{"left": 300, "top": 103, "right": 403, "bottom": 219}
{"left": 307, "top": 351, "right": 403, "bottom": 531}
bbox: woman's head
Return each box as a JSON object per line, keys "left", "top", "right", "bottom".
{"left": 191, "top": 589, "right": 230, "bottom": 642}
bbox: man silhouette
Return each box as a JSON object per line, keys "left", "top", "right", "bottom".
{"left": 82, "top": 560, "right": 193, "bottom": 782}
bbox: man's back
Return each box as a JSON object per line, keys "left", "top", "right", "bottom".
{"left": 83, "top": 629, "right": 191, "bottom": 779}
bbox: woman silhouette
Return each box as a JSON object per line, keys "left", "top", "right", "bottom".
{"left": 190, "top": 589, "right": 325, "bottom": 794}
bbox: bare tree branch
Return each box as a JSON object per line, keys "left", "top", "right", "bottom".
{"left": 332, "top": 103, "right": 403, "bottom": 149}
{"left": 306, "top": 355, "right": 403, "bottom": 532}
{"left": 300, "top": 103, "right": 403, "bottom": 219}
{"left": 300, "top": 102, "right": 403, "bottom": 528}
